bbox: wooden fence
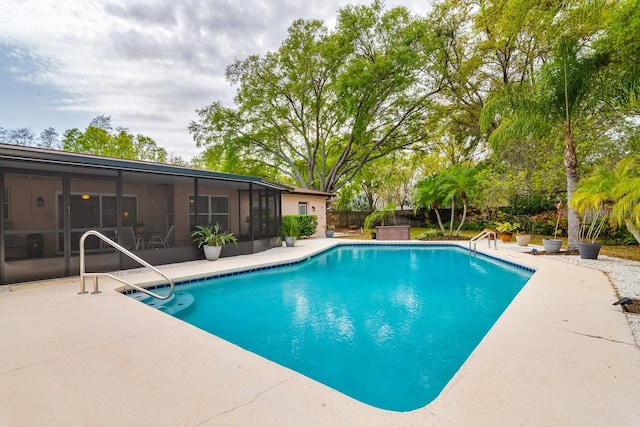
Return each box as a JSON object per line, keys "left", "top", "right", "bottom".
{"left": 327, "top": 210, "right": 419, "bottom": 229}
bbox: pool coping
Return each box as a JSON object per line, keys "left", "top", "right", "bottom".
{"left": 1, "top": 239, "right": 639, "bottom": 425}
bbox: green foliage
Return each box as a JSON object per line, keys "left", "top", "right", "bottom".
{"left": 597, "top": 0, "right": 640, "bottom": 77}
{"left": 481, "top": 30, "right": 612, "bottom": 250}
{"left": 282, "top": 215, "right": 317, "bottom": 238}
{"left": 62, "top": 115, "right": 168, "bottom": 163}
{"left": 503, "top": 194, "right": 558, "bottom": 216}
{"left": 494, "top": 221, "right": 521, "bottom": 233}
{"left": 334, "top": 182, "right": 370, "bottom": 212}
{"left": 364, "top": 203, "right": 396, "bottom": 230}
{"left": 414, "top": 166, "right": 478, "bottom": 236}
{"left": 189, "top": 1, "right": 440, "bottom": 193}
{"left": 297, "top": 215, "right": 318, "bottom": 237}
{"left": 570, "top": 156, "right": 640, "bottom": 244}
{"left": 190, "top": 224, "right": 238, "bottom": 248}
{"left": 530, "top": 212, "right": 568, "bottom": 237}
{"left": 416, "top": 229, "right": 442, "bottom": 240}
{"left": 281, "top": 216, "right": 300, "bottom": 238}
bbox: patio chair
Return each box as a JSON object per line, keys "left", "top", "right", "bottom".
{"left": 119, "top": 227, "right": 144, "bottom": 251}
{"left": 148, "top": 225, "right": 175, "bottom": 249}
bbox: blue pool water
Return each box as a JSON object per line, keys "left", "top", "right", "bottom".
{"left": 132, "top": 245, "right": 532, "bottom": 411}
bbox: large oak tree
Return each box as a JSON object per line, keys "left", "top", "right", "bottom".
{"left": 190, "top": 1, "right": 442, "bottom": 193}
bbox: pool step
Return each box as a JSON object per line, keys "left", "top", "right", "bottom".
{"left": 131, "top": 290, "right": 195, "bottom": 316}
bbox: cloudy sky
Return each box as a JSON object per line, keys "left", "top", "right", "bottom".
{"left": 0, "top": 0, "right": 433, "bottom": 160}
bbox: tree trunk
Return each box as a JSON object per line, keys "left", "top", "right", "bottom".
{"left": 449, "top": 199, "right": 455, "bottom": 236}
{"left": 564, "top": 125, "right": 580, "bottom": 253}
{"left": 433, "top": 207, "right": 446, "bottom": 236}
{"left": 455, "top": 201, "right": 467, "bottom": 236}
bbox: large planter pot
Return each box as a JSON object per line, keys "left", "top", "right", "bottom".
{"left": 577, "top": 242, "right": 602, "bottom": 259}
{"left": 499, "top": 232, "right": 513, "bottom": 243}
{"left": 203, "top": 245, "right": 222, "bottom": 261}
{"left": 515, "top": 234, "right": 531, "bottom": 247}
{"left": 284, "top": 236, "right": 297, "bottom": 247}
{"left": 543, "top": 238, "right": 562, "bottom": 253}
{"left": 325, "top": 230, "right": 334, "bottom": 238}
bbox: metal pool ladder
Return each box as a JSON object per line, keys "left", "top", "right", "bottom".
{"left": 469, "top": 230, "right": 497, "bottom": 253}
{"left": 79, "top": 230, "right": 175, "bottom": 299}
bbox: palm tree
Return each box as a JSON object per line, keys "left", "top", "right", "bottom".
{"left": 440, "top": 166, "right": 477, "bottom": 236}
{"left": 481, "top": 37, "right": 607, "bottom": 252}
{"left": 570, "top": 165, "right": 615, "bottom": 244}
{"left": 573, "top": 156, "right": 640, "bottom": 244}
{"left": 414, "top": 175, "right": 447, "bottom": 236}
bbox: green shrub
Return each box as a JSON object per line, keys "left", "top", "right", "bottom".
{"left": 281, "top": 216, "right": 300, "bottom": 238}
{"left": 297, "top": 214, "right": 318, "bottom": 237}
{"left": 416, "top": 229, "right": 442, "bottom": 240}
{"left": 531, "top": 212, "right": 567, "bottom": 236}
{"left": 503, "top": 194, "right": 557, "bottom": 216}
{"left": 282, "top": 214, "right": 317, "bottom": 238}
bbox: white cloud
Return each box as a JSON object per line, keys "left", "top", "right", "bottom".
{"left": 0, "top": 0, "right": 433, "bottom": 159}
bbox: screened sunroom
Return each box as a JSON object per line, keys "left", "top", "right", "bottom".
{"left": 0, "top": 144, "right": 286, "bottom": 285}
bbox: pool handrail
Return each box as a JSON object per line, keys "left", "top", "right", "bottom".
{"left": 469, "top": 230, "right": 497, "bottom": 253}
{"left": 79, "top": 230, "right": 175, "bottom": 299}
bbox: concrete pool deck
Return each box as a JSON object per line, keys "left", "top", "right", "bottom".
{"left": 1, "top": 239, "right": 639, "bottom": 426}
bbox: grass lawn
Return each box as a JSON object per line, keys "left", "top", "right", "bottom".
{"left": 335, "top": 227, "right": 640, "bottom": 262}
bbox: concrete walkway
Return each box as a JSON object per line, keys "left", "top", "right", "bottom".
{"left": 1, "top": 240, "right": 639, "bottom": 426}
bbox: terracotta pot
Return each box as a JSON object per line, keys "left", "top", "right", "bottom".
{"left": 499, "top": 232, "right": 513, "bottom": 243}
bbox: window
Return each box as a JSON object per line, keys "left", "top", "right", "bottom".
{"left": 298, "top": 202, "right": 307, "bottom": 215}
{"left": 57, "top": 193, "right": 138, "bottom": 251}
{"left": 189, "top": 195, "right": 229, "bottom": 230}
{"left": 3, "top": 187, "right": 9, "bottom": 219}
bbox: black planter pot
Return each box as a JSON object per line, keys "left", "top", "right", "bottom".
{"left": 577, "top": 242, "right": 602, "bottom": 259}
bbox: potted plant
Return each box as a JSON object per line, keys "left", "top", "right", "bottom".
{"left": 542, "top": 202, "right": 564, "bottom": 253}
{"left": 570, "top": 179, "right": 612, "bottom": 259}
{"left": 325, "top": 225, "right": 335, "bottom": 238}
{"left": 574, "top": 208, "right": 608, "bottom": 259}
{"left": 191, "top": 223, "right": 238, "bottom": 261}
{"left": 515, "top": 228, "right": 531, "bottom": 247}
{"left": 364, "top": 204, "right": 396, "bottom": 240}
{"left": 282, "top": 216, "right": 300, "bottom": 247}
{"left": 495, "top": 221, "right": 520, "bottom": 243}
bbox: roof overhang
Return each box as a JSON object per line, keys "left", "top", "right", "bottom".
{"left": 0, "top": 144, "right": 289, "bottom": 191}
{"left": 284, "top": 186, "right": 335, "bottom": 198}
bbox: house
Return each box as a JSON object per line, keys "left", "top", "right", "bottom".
{"left": 0, "top": 144, "right": 289, "bottom": 285}
{"left": 281, "top": 187, "right": 334, "bottom": 238}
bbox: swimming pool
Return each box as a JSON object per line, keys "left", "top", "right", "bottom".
{"left": 131, "top": 244, "right": 533, "bottom": 411}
